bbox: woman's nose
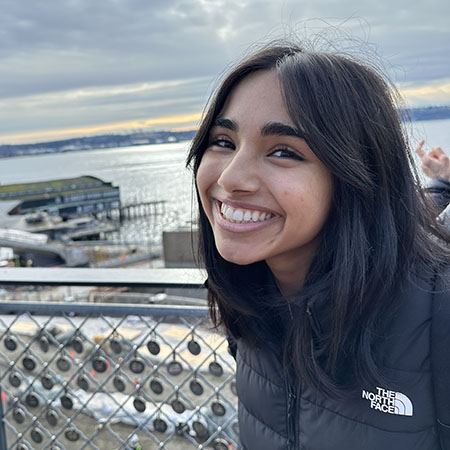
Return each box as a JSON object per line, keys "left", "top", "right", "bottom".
{"left": 217, "top": 145, "right": 260, "bottom": 193}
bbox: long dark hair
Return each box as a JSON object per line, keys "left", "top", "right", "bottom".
{"left": 186, "top": 42, "right": 450, "bottom": 396}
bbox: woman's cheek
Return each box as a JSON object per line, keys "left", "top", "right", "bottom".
{"left": 196, "top": 158, "right": 215, "bottom": 214}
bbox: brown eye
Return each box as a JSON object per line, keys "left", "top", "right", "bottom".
{"left": 211, "top": 137, "right": 235, "bottom": 149}
{"left": 269, "top": 147, "right": 303, "bottom": 160}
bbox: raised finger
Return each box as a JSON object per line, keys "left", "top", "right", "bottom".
{"left": 415, "top": 140, "right": 426, "bottom": 157}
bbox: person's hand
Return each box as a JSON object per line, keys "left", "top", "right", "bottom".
{"left": 416, "top": 140, "right": 450, "bottom": 180}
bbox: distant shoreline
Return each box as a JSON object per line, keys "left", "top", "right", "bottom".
{"left": 1, "top": 106, "right": 450, "bottom": 159}
{"left": 0, "top": 130, "right": 196, "bottom": 159}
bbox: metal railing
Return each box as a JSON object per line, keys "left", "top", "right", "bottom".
{"left": 0, "top": 268, "right": 238, "bottom": 450}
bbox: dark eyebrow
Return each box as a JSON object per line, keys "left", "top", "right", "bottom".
{"left": 212, "top": 118, "right": 304, "bottom": 139}
{"left": 261, "top": 122, "right": 304, "bottom": 139}
{"left": 212, "top": 117, "right": 238, "bottom": 132}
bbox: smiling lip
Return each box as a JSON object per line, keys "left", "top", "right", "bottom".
{"left": 213, "top": 200, "right": 280, "bottom": 232}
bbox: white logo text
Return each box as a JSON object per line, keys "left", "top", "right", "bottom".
{"left": 362, "top": 387, "right": 413, "bottom": 416}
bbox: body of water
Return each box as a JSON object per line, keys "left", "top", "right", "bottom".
{"left": 0, "top": 141, "right": 194, "bottom": 247}
{"left": 1, "top": 119, "right": 449, "bottom": 246}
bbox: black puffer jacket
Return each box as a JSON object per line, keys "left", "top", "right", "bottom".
{"left": 426, "top": 177, "right": 450, "bottom": 232}
{"left": 440, "top": 204, "right": 450, "bottom": 232}
{"left": 426, "top": 177, "right": 450, "bottom": 212}
{"left": 234, "top": 269, "right": 450, "bottom": 450}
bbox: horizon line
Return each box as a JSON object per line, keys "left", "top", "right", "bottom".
{"left": 1, "top": 104, "right": 450, "bottom": 147}
{"left": 0, "top": 112, "right": 203, "bottom": 146}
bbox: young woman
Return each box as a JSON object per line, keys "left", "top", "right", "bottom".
{"left": 187, "top": 43, "right": 450, "bottom": 450}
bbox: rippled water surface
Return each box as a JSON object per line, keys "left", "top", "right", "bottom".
{"left": 0, "top": 142, "right": 194, "bottom": 246}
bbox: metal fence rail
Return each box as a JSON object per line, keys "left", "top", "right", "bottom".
{"left": 0, "top": 268, "right": 206, "bottom": 288}
{"left": 0, "top": 269, "right": 237, "bottom": 450}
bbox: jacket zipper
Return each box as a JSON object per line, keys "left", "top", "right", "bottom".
{"left": 285, "top": 305, "right": 317, "bottom": 449}
{"left": 286, "top": 377, "right": 298, "bottom": 450}
{"left": 306, "top": 304, "right": 322, "bottom": 335}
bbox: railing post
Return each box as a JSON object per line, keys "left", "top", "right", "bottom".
{"left": 0, "top": 384, "right": 7, "bottom": 450}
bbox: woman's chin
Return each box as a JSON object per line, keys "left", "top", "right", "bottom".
{"left": 217, "top": 248, "right": 260, "bottom": 266}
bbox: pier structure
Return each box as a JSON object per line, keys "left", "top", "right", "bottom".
{"left": 0, "top": 175, "right": 121, "bottom": 219}
{"left": 116, "top": 200, "right": 167, "bottom": 221}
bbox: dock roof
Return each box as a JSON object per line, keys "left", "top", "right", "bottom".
{"left": 0, "top": 176, "right": 107, "bottom": 195}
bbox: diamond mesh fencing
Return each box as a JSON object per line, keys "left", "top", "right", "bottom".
{"left": 0, "top": 302, "right": 238, "bottom": 450}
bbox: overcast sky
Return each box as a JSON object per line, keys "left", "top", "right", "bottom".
{"left": 1, "top": 0, "right": 449, "bottom": 144}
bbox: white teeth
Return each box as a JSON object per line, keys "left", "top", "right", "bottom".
{"left": 233, "top": 209, "right": 244, "bottom": 222}
{"left": 220, "top": 202, "right": 274, "bottom": 223}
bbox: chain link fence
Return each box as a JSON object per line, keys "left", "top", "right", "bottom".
{"left": 0, "top": 300, "right": 238, "bottom": 450}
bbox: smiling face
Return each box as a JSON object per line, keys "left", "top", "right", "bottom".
{"left": 196, "top": 70, "right": 333, "bottom": 293}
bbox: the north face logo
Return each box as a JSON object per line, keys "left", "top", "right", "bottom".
{"left": 362, "top": 387, "right": 413, "bottom": 416}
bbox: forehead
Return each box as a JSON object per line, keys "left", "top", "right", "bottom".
{"left": 218, "top": 70, "right": 295, "bottom": 127}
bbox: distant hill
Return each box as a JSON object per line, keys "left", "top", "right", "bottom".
{"left": 0, "top": 130, "right": 197, "bottom": 158}
{"left": 401, "top": 106, "right": 450, "bottom": 121}
{"left": 1, "top": 106, "right": 450, "bottom": 159}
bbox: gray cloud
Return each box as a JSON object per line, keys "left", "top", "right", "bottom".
{"left": 0, "top": 77, "right": 211, "bottom": 133}
{"left": 0, "top": 0, "right": 449, "bottom": 141}
{"left": 0, "top": 0, "right": 230, "bottom": 97}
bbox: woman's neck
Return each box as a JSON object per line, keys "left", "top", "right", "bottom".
{"left": 265, "top": 239, "right": 319, "bottom": 297}
{"left": 267, "top": 255, "right": 313, "bottom": 297}
{"left": 274, "top": 275, "right": 303, "bottom": 297}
